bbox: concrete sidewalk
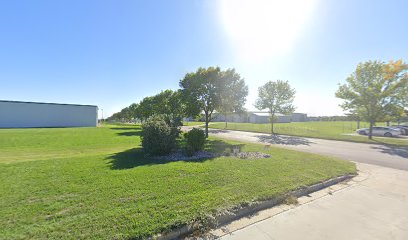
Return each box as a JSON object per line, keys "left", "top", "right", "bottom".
{"left": 217, "top": 163, "right": 408, "bottom": 240}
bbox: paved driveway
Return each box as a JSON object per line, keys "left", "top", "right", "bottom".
{"left": 195, "top": 128, "right": 408, "bottom": 171}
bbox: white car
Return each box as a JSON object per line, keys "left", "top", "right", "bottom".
{"left": 356, "top": 127, "right": 401, "bottom": 137}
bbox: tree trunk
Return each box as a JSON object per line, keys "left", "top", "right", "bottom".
{"left": 368, "top": 120, "right": 374, "bottom": 139}
{"left": 386, "top": 121, "right": 390, "bottom": 126}
{"left": 270, "top": 117, "right": 274, "bottom": 135}
{"left": 225, "top": 113, "right": 228, "bottom": 129}
{"left": 271, "top": 121, "right": 274, "bottom": 134}
{"left": 270, "top": 112, "right": 275, "bottom": 135}
{"left": 205, "top": 112, "right": 209, "bottom": 138}
{"left": 357, "top": 120, "right": 360, "bottom": 129}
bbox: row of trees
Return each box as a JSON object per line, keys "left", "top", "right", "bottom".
{"left": 107, "top": 90, "right": 183, "bottom": 122}
{"left": 108, "top": 67, "right": 297, "bottom": 137}
{"left": 335, "top": 60, "right": 408, "bottom": 139}
{"left": 109, "top": 59, "right": 407, "bottom": 140}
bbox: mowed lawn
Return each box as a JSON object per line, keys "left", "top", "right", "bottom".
{"left": 209, "top": 121, "right": 408, "bottom": 146}
{"left": 183, "top": 121, "right": 204, "bottom": 126}
{"left": 0, "top": 125, "right": 356, "bottom": 239}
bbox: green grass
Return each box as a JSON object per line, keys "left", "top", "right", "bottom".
{"left": 0, "top": 125, "right": 356, "bottom": 239}
{"left": 183, "top": 121, "right": 204, "bottom": 126}
{"left": 209, "top": 121, "right": 408, "bottom": 146}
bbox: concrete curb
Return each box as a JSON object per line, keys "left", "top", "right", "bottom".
{"left": 153, "top": 174, "right": 356, "bottom": 240}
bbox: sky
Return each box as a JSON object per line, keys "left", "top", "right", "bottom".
{"left": 0, "top": 0, "right": 407, "bottom": 118}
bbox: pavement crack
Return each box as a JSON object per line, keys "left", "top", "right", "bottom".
{"left": 255, "top": 225, "right": 275, "bottom": 240}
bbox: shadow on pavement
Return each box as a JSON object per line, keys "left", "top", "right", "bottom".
{"left": 207, "top": 129, "right": 230, "bottom": 134}
{"left": 370, "top": 145, "right": 408, "bottom": 158}
{"left": 256, "top": 134, "right": 313, "bottom": 146}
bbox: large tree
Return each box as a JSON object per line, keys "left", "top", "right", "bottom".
{"left": 254, "top": 80, "right": 296, "bottom": 134}
{"left": 180, "top": 67, "right": 247, "bottom": 137}
{"left": 217, "top": 69, "right": 248, "bottom": 128}
{"left": 336, "top": 60, "right": 408, "bottom": 139}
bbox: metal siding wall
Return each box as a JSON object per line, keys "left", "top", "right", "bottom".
{"left": 0, "top": 102, "right": 97, "bottom": 128}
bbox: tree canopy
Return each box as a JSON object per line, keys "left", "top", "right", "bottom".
{"left": 180, "top": 67, "right": 247, "bottom": 137}
{"left": 107, "top": 90, "right": 185, "bottom": 125}
{"left": 217, "top": 68, "right": 248, "bottom": 128}
{"left": 336, "top": 60, "right": 408, "bottom": 139}
{"left": 254, "top": 80, "right": 296, "bottom": 134}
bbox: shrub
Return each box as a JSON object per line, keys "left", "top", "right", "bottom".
{"left": 184, "top": 128, "right": 206, "bottom": 154}
{"left": 141, "top": 116, "right": 178, "bottom": 156}
{"left": 223, "top": 147, "right": 232, "bottom": 156}
{"left": 184, "top": 144, "right": 195, "bottom": 157}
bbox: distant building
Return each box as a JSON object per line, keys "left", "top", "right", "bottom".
{"left": 0, "top": 100, "right": 98, "bottom": 128}
{"left": 247, "top": 112, "right": 307, "bottom": 123}
{"left": 209, "top": 112, "right": 307, "bottom": 123}
{"left": 211, "top": 112, "right": 249, "bottom": 123}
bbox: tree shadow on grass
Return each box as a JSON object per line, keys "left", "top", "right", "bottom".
{"left": 106, "top": 148, "right": 157, "bottom": 169}
{"left": 205, "top": 139, "right": 245, "bottom": 153}
{"left": 116, "top": 130, "right": 142, "bottom": 137}
{"left": 106, "top": 140, "right": 244, "bottom": 170}
{"left": 109, "top": 126, "right": 143, "bottom": 137}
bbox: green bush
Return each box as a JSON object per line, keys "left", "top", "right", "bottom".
{"left": 184, "top": 128, "right": 206, "bottom": 154}
{"left": 141, "top": 116, "right": 178, "bottom": 156}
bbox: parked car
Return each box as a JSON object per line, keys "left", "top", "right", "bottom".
{"left": 392, "top": 125, "right": 408, "bottom": 135}
{"left": 356, "top": 127, "right": 401, "bottom": 137}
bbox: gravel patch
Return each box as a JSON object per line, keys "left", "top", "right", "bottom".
{"left": 149, "top": 150, "right": 217, "bottom": 161}
{"left": 149, "top": 150, "right": 270, "bottom": 161}
{"left": 226, "top": 152, "right": 271, "bottom": 159}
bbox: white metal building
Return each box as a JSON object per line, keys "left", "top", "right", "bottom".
{"left": 210, "top": 112, "right": 308, "bottom": 124}
{"left": 0, "top": 100, "right": 98, "bottom": 128}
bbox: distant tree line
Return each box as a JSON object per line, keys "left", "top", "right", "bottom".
{"left": 108, "top": 59, "right": 407, "bottom": 140}
{"left": 107, "top": 67, "right": 251, "bottom": 137}
{"left": 307, "top": 116, "right": 355, "bottom": 122}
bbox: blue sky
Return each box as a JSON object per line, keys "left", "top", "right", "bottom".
{"left": 1, "top": 0, "right": 407, "bottom": 117}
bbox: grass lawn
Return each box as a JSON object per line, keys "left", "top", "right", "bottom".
{"left": 209, "top": 121, "right": 408, "bottom": 146}
{"left": 0, "top": 124, "right": 356, "bottom": 239}
{"left": 183, "top": 121, "right": 204, "bottom": 126}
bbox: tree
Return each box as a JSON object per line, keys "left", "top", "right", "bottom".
{"left": 336, "top": 60, "right": 408, "bottom": 139}
{"left": 137, "top": 90, "right": 185, "bottom": 127}
{"left": 137, "top": 96, "right": 155, "bottom": 121}
{"left": 180, "top": 67, "right": 243, "bottom": 138}
{"left": 217, "top": 69, "right": 248, "bottom": 128}
{"left": 254, "top": 80, "right": 296, "bottom": 134}
{"left": 346, "top": 109, "right": 362, "bottom": 129}
{"left": 107, "top": 90, "right": 186, "bottom": 124}
{"left": 127, "top": 103, "right": 140, "bottom": 122}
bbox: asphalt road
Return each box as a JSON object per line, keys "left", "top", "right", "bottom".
{"left": 186, "top": 127, "right": 408, "bottom": 171}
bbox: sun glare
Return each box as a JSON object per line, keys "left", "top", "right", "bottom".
{"left": 219, "top": 0, "right": 318, "bottom": 62}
